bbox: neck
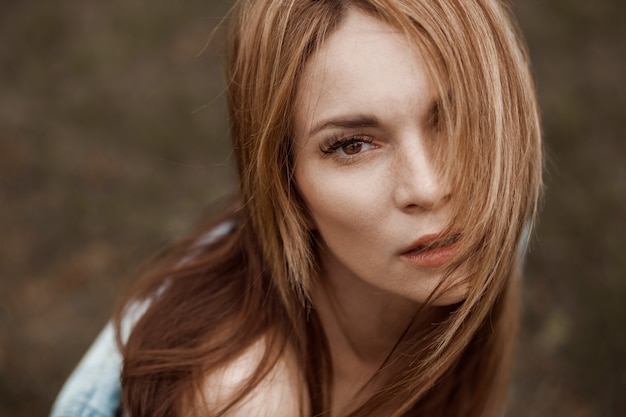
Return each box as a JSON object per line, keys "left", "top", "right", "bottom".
{"left": 311, "top": 247, "right": 420, "bottom": 414}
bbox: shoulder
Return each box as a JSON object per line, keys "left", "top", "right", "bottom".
{"left": 190, "top": 337, "right": 308, "bottom": 417}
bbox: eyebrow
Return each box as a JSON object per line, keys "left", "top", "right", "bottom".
{"left": 308, "top": 114, "right": 380, "bottom": 136}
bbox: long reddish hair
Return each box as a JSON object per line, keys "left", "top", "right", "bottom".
{"left": 116, "top": 0, "right": 542, "bottom": 416}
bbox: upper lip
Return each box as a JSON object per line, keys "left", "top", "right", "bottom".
{"left": 400, "top": 233, "right": 460, "bottom": 255}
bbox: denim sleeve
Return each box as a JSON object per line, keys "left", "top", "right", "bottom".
{"left": 49, "top": 322, "right": 123, "bottom": 417}
{"left": 518, "top": 221, "right": 532, "bottom": 269}
{"left": 50, "top": 299, "right": 149, "bottom": 417}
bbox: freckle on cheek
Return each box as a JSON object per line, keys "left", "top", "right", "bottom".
{"left": 315, "top": 196, "right": 378, "bottom": 226}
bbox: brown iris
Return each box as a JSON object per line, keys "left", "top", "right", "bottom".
{"left": 342, "top": 142, "right": 363, "bottom": 155}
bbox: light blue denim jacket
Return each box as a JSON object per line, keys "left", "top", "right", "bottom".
{"left": 50, "top": 322, "right": 124, "bottom": 417}
{"left": 50, "top": 298, "right": 150, "bottom": 417}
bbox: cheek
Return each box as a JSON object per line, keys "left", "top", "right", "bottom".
{"left": 296, "top": 164, "right": 388, "bottom": 234}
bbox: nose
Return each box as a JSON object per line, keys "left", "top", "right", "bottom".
{"left": 393, "top": 138, "right": 451, "bottom": 212}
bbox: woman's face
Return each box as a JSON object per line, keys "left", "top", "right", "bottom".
{"left": 293, "top": 10, "right": 466, "bottom": 305}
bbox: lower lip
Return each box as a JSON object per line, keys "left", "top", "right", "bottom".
{"left": 400, "top": 244, "right": 456, "bottom": 268}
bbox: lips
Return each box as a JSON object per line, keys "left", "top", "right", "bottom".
{"left": 400, "top": 233, "right": 460, "bottom": 268}
{"left": 404, "top": 233, "right": 459, "bottom": 254}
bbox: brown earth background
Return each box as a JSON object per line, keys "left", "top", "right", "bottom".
{"left": 0, "top": 0, "right": 624, "bottom": 416}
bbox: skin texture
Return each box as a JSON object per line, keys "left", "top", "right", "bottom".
{"left": 292, "top": 9, "right": 467, "bottom": 414}
{"left": 199, "top": 338, "right": 305, "bottom": 417}
{"left": 293, "top": 10, "right": 462, "bottom": 306}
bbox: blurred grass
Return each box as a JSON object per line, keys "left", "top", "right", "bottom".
{"left": 511, "top": 0, "right": 626, "bottom": 415}
{"left": 0, "top": 0, "right": 624, "bottom": 416}
{"left": 0, "top": 1, "right": 234, "bottom": 415}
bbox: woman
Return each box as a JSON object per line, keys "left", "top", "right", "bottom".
{"left": 51, "top": 0, "right": 542, "bottom": 416}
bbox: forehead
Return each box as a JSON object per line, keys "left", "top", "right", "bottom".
{"left": 294, "top": 9, "right": 436, "bottom": 134}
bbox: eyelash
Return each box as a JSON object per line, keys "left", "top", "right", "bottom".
{"left": 319, "top": 134, "right": 376, "bottom": 162}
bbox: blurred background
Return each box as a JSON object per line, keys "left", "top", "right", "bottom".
{"left": 0, "top": 0, "right": 624, "bottom": 416}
